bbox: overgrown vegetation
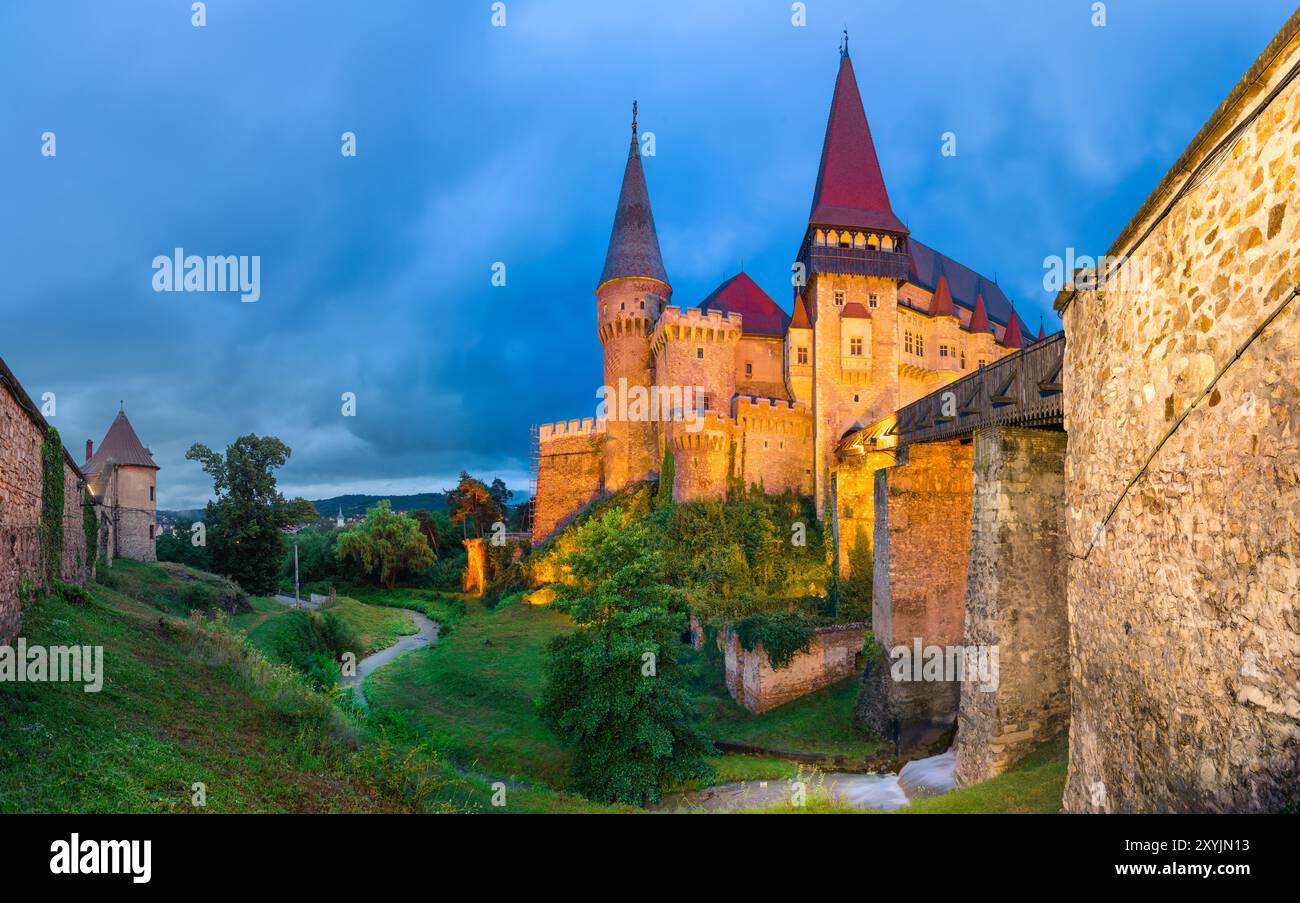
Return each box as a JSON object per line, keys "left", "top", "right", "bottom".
{"left": 39, "top": 426, "right": 65, "bottom": 588}
{"left": 336, "top": 499, "right": 434, "bottom": 589}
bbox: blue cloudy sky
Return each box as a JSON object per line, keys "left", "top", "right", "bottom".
{"left": 2, "top": 0, "right": 1295, "bottom": 508}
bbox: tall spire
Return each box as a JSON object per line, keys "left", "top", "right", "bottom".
{"left": 808, "top": 46, "right": 907, "bottom": 234}
{"left": 598, "top": 101, "right": 669, "bottom": 290}
{"left": 930, "top": 268, "right": 956, "bottom": 318}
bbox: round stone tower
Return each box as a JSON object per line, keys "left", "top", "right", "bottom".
{"left": 596, "top": 102, "right": 671, "bottom": 492}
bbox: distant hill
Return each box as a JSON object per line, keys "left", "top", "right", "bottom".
{"left": 162, "top": 489, "right": 530, "bottom": 524}
{"left": 308, "top": 493, "right": 451, "bottom": 518}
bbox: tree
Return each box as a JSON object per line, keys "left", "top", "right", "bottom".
{"left": 335, "top": 500, "right": 434, "bottom": 589}
{"left": 156, "top": 519, "right": 214, "bottom": 571}
{"left": 540, "top": 505, "right": 714, "bottom": 806}
{"left": 185, "top": 435, "right": 316, "bottom": 595}
{"left": 447, "top": 472, "right": 504, "bottom": 537}
{"left": 655, "top": 447, "right": 674, "bottom": 509}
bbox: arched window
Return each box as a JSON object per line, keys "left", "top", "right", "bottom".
{"left": 853, "top": 232, "right": 867, "bottom": 249}
{"left": 826, "top": 230, "right": 839, "bottom": 246}
{"left": 867, "top": 233, "right": 880, "bottom": 250}
{"left": 881, "top": 235, "right": 894, "bottom": 252}
{"left": 815, "top": 229, "right": 827, "bottom": 246}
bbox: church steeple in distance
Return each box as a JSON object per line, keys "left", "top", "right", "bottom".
{"left": 597, "top": 100, "right": 669, "bottom": 291}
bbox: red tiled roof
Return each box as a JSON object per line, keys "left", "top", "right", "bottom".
{"left": 841, "top": 301, "right": 871, "bottom": 319}
{"left": 697, "top": 272, "right": 790, "bottom": 337}
{"left": 808, "top": 51, "right": 907, "bottom": 235}
{"left": 599, "top": 116, "right": 669, "bottom": 289}
{"left": 968, "top": 293, "right": 992, "bottom": 334}
{"left": 84, "top": 410, "right": 158, "bottom": 477}
{"left": 789, "top": 292, "right": 812, "bottom": 329}
{"left": 907, "top": 239, "right": 1015, "bottom": 328}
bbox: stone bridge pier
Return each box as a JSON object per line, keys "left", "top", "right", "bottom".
{"left": 953, "top": 425, "right": 1068, "bottom": 786}
{"left": 857, "top": 439, "right": 973, "bottom": 757}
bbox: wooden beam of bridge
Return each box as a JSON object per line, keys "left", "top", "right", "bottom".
{"left": 840, "top": 331, "right": 1065, "bottom": 455}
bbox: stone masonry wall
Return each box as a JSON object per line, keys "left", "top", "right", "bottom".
{"left": 735, "top": 397, "right": 813, "bottom": 496}
{"left": 1061, "top": 18, "right": 1300, "bottom": 812}
{"left": 0, "top": 369, "right": 90, "bottom": 645}
{"left": 955, "top": 426, "right": 1069, "bottom": 787}
{"left": 723, "top": 622, "right": 868, "bottom": 714}
{"left": 860, "top": 439, "right": 973, "bottom": 755}
{"left": 534, "top": 420, "right": 606, "bottom": 542}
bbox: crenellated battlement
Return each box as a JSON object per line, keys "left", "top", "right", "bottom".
{"left": 650, "top": 306, "right": 743, "bottom": 354}
{"left": 538, "top": 417, "right": 607, "bottom": 443}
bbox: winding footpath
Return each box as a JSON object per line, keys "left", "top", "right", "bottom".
{"left": 341, "top": 609, "right": 439, "bottom": 707}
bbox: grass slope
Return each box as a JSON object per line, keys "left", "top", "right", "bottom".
{"left": 0, "top": 561, "right": 396, "bottom": 813}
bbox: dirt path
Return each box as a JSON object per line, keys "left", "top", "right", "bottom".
{"left": 341, "top": 609, "right": 439, "bottom": 707}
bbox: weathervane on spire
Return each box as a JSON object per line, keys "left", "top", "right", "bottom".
{"left": 632, "top": 100, "right": 638, "bottom": 135}
{"left": 841, "top": 27, "right": 849, "bottom": 57}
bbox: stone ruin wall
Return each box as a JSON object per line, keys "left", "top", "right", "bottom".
{"left": 721, "top": 622, "right": 868, "bottom": 714}
{"left": 1061, "top": 19, "right": 1300, "bottom": 812}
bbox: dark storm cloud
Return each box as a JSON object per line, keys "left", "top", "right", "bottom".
{"left": 2, "top": 0, "right": 1292, "bottom": 507}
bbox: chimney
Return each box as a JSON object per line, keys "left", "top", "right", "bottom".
{"left": 85, "top": 439, "right": 93, "bottom": 464}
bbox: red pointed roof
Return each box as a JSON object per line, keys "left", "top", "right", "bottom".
{"left": 1036, "top": 323, "right": 1047, "bottom": 342}
{"left": 967, "top": 292, "right": 992, "bottom": 334}
{"left": 84, "top": 409, "right": 158, "bottom": 477}
{"left": 808, "top": 50, "right": 907, "bottom": 235}
{"left": 698, "top": 272, "right": 789, "bottom": 337}
{"left": 790, "top": 292, "right": 812, "bottom": 329}
{"left": 1001, "top": 312, "right": 1025, "bottom": 349}
{"left": 598, "top": 107, "right": 668, "bottom": 290}
{"left": 930, "top": 273, "right": 956, "bottom": 318}
{"left": 841, "top": 301, "right": 871, "bottom": 319}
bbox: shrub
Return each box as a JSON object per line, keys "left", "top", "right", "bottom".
{"left": 732, "top": 611, "right": 816, "bottom": 671}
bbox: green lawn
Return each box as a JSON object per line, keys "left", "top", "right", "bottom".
{"left": 685, "top": 647, "right": 888, "bottom": 763}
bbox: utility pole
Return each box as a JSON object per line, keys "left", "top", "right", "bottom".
{"left": 294, "top": 543, "right": 301, "bottom": 609}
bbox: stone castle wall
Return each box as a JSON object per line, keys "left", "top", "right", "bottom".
{"left": 1060, "top": 18, "right": 1300, "bottom": 812}
{"left": 0, "top": 366, "right": 90, "bottom": 645}
{"left": 666, "top": 412, "right": 733, "bottom": 502}
{"left": 734, "top": 397, "right": 812, "bottom": 495}
{"left": 534, "top": 419, "right": 606, "bottom": 542}
{"left": 954, "top": 426, "right": 1068, "bottom": 786}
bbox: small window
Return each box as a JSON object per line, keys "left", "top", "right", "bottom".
{"left": 745, "top": 362, "right": 753, "bottom": 378}
{"left": 939, "top": 345, "right": 949, "bottom": 358}
{"left": 978, "top": 359, "right": 987, "bottom": 369}
{"left": 849, "top": 337, "right": 863, "bottom": 357}
{"left": 149, "top": 485, "right": 156, "bottom": 502}
{"left": 904, "top": 331, "right": 914, "bottom": 354}
{"left": 696, "top": 347, "right": 704, "bottom": 360}
{"left": 868, "top": 293, "right": 878, "bottom": 309}
{"left": 639, "top": 300, "right": 645, "bottom": 309}
{"left": 620, "top": 302, "right": 626, "bottom": 310}
{"left": 149, "top": 524, "right": 156, "bottom": 540}
{"left": 834, "top": 290, "right": 846, "bottom": 306}
{"left": 797, "top": 347, "right": 809, "bottom": 365}
{"left": 916, "top": 335, "right": 925, "bottom": 356}
{"left": 961, "top": 349, "right": 967, "bottom": 368}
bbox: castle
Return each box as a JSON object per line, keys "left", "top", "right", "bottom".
{"left": 83, "top": 407, "right": 159, "bottom": 563}
{"left": 533, "top": 42, "right": 1036, "bottom": 538}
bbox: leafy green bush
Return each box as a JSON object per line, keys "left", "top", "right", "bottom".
{"left": 732, "top": 611, "right": 816, "bottom": 671}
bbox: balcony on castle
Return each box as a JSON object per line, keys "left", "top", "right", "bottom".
{"left": 798, "top": 228, "right": 912, "bottom": 281}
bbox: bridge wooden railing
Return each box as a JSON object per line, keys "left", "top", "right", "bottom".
{"left": 840, "top": 331, "right": 1065, "bottom": 454}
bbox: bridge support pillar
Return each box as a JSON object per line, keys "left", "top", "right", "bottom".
{"left": 954, "top": 426, "right": 1069, "bottom": 786}
{"left": 856, "top": 439, "right": 973, "bottom": 758}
